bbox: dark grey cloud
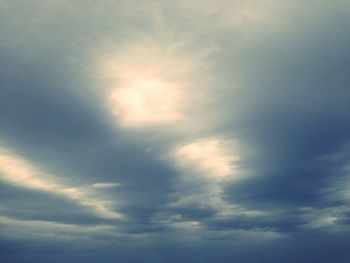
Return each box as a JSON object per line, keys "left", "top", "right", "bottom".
{"left": 209, "top": 15, "right": 350, "bottom": 236}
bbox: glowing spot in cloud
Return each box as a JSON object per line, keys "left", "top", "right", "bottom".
{"left": 108, "top": 75, "right": 184, "bottom": 127}
{"left": 0, "top": 147, "right": 122, "bottom": 220}
{"left": 97, "top": 40, "right": 209, "bottom": 129}
{"left": 174, "top": 138, "right": 239, "bottom": 179}
{"left": 305, "top": 215, "right": 338, "bottom": 230}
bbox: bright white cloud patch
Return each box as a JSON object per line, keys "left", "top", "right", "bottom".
{"left": 97, "top": 40, "right": 210, "bottom": 129}
{"left": 0, "top": 147, "right": 122, "bottom": 220}
{"left": 174, "top": 138, "right": 239, "bottom": 179}
{"left": 108, "top": 75, "right": 184, "bottom": 126}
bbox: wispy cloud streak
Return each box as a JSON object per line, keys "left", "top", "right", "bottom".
{"left": 0, "top": 147, "right": 122, "bottom": 220}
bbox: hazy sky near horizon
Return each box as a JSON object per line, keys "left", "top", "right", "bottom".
{"left": 1, "top": 1, "right": 350, "bottom": 262}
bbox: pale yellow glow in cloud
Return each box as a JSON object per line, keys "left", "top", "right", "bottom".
{"left": 107, "top": 75, "right": 184, "bottom": 126}
{"left": 98, "top": 40, "right": 208, "bottom": 129}
{"left": 174, "top": 138, "right": 239, "bottom": 179}
{"left": 308, "top": 215, "right": 338, "bottom": 229}
{"left": 0, "top": 148, "right": 122, "bottom": 220}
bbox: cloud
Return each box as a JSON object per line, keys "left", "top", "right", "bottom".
{"left": 0, "top": 215, "right": 119, "bottom": 242}
{"left": 94, "top": 37, "right": 214, "bottom": 132}
{"left": 174, "top": 138, "right": 239, "bottom": 179}
{"left": 0, "top": 147, "right": 122, "bottom": 220}
{"left": 91, "top": 182, "right": 121, "bottom": 189}
{"left": 1, "top": 1, "right": 350, "bottom": 262}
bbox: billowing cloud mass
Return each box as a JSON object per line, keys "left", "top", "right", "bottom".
{"left": 1, "top": 1, "right": 350, "bottom": 262}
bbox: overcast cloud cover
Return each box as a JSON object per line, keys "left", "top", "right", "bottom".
{"left": 1, "top": 1, "right": 350, "bottom": 262}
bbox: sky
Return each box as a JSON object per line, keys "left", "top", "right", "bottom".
{"left": 1, "top": 1, "right": 350, "bottom": 262}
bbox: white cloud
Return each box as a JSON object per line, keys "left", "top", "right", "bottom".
{"left": 166, "top": 137, "right": 267, "bottom": 220}
{"left": 107, "top": 74, "right": 184, "bottom": 127}
{"left": 95, "top": 37, "right": 214, "bottom": 132}
{"left": 0, "top": 147, "right": 122, "bottom": 220}
{"left": 174, "top": 138, "right": 239, "bottom": 179}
